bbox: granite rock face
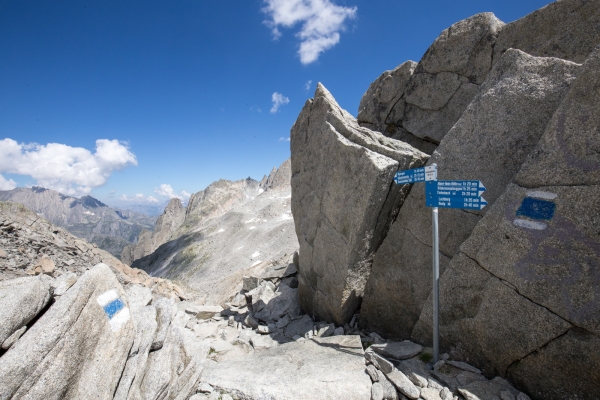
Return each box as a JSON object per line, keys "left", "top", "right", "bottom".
{"left": 361, "top": 49, "right": 579, "bottom": 339}
{"left": 291, "top": 83, "right": 428, "bottom": 325}
{"left": 411, "top": 46, "right": 600, "bottom": 399}
{"left": 200, "top": 335, "right": 371, "bottom": 400}
{"left": 0, "top": 264, "right": 136, "bottom": 399}
{"left": 493, "top": 0, "right": 600, "bottom": 66}
{"left": 0, "top": 275, "right": 52, "bottom": 346}
{"left": 357, "top": 13, "right": 505, "bottom": 155}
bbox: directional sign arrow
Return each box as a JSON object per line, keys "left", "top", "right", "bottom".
{"left": 426, "top": 195, "right": 488, "bottom": 210}
{"left": 425, "top": 180, "right": 488, "bottom": 210}
{"left": 395, "top": 165, "right": 437, "bottom": 184}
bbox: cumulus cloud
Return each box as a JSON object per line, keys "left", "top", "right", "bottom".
{"left": 263, "top": 0, "right": 357, "bottom": 64}
{"left": 155, "top": 184, "right": 191, "bottom": 202}
{"left": 304, "top": 79, "right": 313, "bottom": 92}
{"left": 0, "top": 138, "right": 137, "bottom": 197}
{"left": 271, "top": 92, "right": 290, "bottom": 113}
{"left": 0, "top": 174, "right": 16, "bottom": 191}
{"left": 279, "top": 137, "right": 290, "bottom": 142}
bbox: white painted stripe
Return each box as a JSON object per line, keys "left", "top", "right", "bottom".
{"left": 109, "top": 307, "right": 131, "bottom": 332}
{"left": 96, "top": 290, "right": 119, "bottom": 307}
{"left": 513, "top": 219, "right": 547, "bottom": 230}
{"left": 525, "top": 190, "right": 557, "bottom": 200}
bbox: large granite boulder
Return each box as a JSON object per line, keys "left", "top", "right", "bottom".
{"left": 0, "top": 263, "right": 136, "bottom": 399}
{"left": 402, "top": 13, "right": 505, "bottom": 145}
{"left": 291, "top": 83, "right": 428, "bottom": 325}
{"left": 0, "top": 275, "right": 52, "bottom": 346}
{"left": 493, "top": 0, "right": 600, "bottom": 66}
{"left": 412, "top": 46, "right": 600, "bottom": 400}
{"left": 361, "top": 49, "right": 580, "bottom": 339}
{"left": 200, "top": 335, "right": 371, "bottom": 400}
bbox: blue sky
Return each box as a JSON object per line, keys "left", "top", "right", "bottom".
{"left": 0, "top": 0, "right": 551, "bottom": 208}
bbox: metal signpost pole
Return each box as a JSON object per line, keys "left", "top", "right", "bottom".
{"left": 432, "top": 205, "right": 439, "bottom": 365}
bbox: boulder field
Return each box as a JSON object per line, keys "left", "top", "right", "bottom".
{"left": 291, "top": 1, "right": 600, "bottom": 399}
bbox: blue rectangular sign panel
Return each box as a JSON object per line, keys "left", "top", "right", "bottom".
{"left": 426, "top": 195, "right": 488, "bottom": 210}
{"left": 426, "top": 180, "right": 487, "bottom": 210}
{"left": 394, "top": 165, "right": 437, "bottom": 184}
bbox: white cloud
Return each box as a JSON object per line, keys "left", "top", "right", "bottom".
{"left": 0, "top": 174, "right": 16, "bottom": 191}
{"left": 263, "top": 0, "right": 357, "bottom": 64}
{"left": 155, "top": 184, "right": 191, "bottom": 202}
{"left": 271, "top": 92, "right": 290, "bottom": 113}
{"left": 304, "top": 79, "right": 312, "bottom": 92}
{"left": 0, "top": 138, "right": 137, "bottom": 197}
{"left": 279, "top": 137, "right": 290, "bottom": 142}
{"left": 120, "top": 193, "right": 160, "bottom": 203}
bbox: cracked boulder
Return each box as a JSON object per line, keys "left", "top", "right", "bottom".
{"left": 361, "top": 49, "right": 580, "bottom": 339}
{"left": 0, "top": 263, "right": 135, "bottom": 399}
{"left": 402, "top": 12, "right": 504, "bottom": 145}
{"left": 0, "top": 275, "right": 52, "bottom": 346}
{"left": 291, "top": 83, "right": 428, "bottom": 325}
{"left": 493, "top": 0, "right": 600, "bottom": 66}
{"left": 413, "top": 47, "right": 600, "bottom": 399}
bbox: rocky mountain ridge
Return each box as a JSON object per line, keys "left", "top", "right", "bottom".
{"left": 123, "top": 159, "right": 300, "bottom": 306}
{"left": 0, "top": 186, "right": 157, "bottom": 258}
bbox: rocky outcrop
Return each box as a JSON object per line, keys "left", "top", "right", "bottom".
{"left": 360, "top": 49, "right": 580, "bottom": 339}
{"left": 0, "top": 264, "right": 136, "bottom": 399}
{"left": 358, "top": 13, "right": 504, "bottom": 154}
{"left": 0, "top": 187, "right": 157, "bottom": 258}
{"left": 291, "top": 83, "right": 428, "bottom": 325}
{"left": 411, "top": 45, "right": 600, "bottom": 398}
{"left": 121, "top": 198, "right": 186, "bottom": 265}
{"left": 492, "top": 0, "right": 600, "bottom": 65}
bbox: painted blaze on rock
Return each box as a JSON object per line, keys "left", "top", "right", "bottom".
{"left": 291, "top": 83, "right": 428, "bottom": 325}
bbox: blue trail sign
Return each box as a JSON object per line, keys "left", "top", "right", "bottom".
{"left": 394, "top": 165, "right": 437, "bottom": 184}
{"left": 425, "top": 180, "right": 488, "bottom": 210}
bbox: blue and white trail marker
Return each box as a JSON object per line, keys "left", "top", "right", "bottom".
{"left": 394, "top": 165, "right": 437, "bottom": 184}
{"left": 97, "top": 289, "right": 131, "bottom": 332}
{"left": 425, "top": 180, "right": 488, "bottom": 210}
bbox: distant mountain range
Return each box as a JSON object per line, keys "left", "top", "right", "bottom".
{"left": 0, "top": 187, "right": 157, "bottom": 258}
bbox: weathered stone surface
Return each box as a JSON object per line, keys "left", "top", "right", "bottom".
{"left": 507, "top": 327, "right": 600, "bottom": 400}
{"left": 402, "top": 13, "right": 505, "bottom": 143}
{"left": 0, "top": 264, "right": 135, "bottom": 399}
{"left": 242, "top": 275, "right": 260, "bottom": 291}
{"left": 0, "top": 275, "right": 52, "bottom": 345}
{"left": 493, "top": 0, "right": 600, "bottom": 66}
{"left": 152, "top": 296, "right": 176, "bottom": 350}
{"left": 385, "top": 368, "right": 420, "bottom": 399}
{"left": 458, "top": 377, "right": 519, "bottom": 400}
{"left": 138, "top": 323, "right": 209, "bottom": 400}
{"left": 413, "top": 251, "right": 572, "bottom": 376}
{"left": 291, "top": 83, "right": 428, "bottom": 325}
{"left": 358, "top": 61, "right": 417, "bottom": 128}
{"left": 1, "top": 325, "right": 26, "bottom": 350}
{"left": 362, "top": 49, "right": 579, "bottom": 339}
{"left": 113, "top": 305, "right": 158, "bottom": 400}
{"left": 370, "top": 340, "right": 423, "bottom": 360}
{"left": 375, "top": 370, "right": 399, "bottom": 400}
{"left": 201, "top": 335, "right": 371, "bottom": 399}
{"left": 365, "top": 348, "right": 394, "bottom": 374}
{"left": 284, "top": 314, "right": 313, "bottom": 338}
{"left": 196, "top": 305, "right": 224, "bottom": 320}
{"left": 517, "top": 45, "right": 600, "bottom": 187}
{"left": 52, "top": 272, "right": 78, "bottom": 296}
